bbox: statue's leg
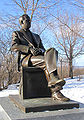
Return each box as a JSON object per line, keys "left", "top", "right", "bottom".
{"left": 31, "top": 55, "right": 45, "bottom": 69}
{"left": 22, "top": 54, "right": 70, "bottom": 101}
{"left": 44, "top": 48, "right": 65, "bottom": 87}
{"left": 44, "top": 48, "right": 70, "bottom": 101}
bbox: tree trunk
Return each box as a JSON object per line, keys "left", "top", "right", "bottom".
{"left": 0, "top": 81, "right": 1, "bottom": 89}
{"left": 7, "top": 71, "right": 12, "bottom": 85}
{"left": 69, "top": 60, "right": 73, "bottom": 79}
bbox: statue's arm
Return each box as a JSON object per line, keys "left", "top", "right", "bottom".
{"left": 11, "top": 31, "right": 29, "bottom": 53}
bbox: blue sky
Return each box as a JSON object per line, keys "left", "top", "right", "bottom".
{"left": 0, "top": 0, "right": 14, "bottom": 13}
{"left": 0, "top": 0, "right": 84, "bottom": 66}
{"left": 74, "top": 55, "right": 84, "bottom": 66}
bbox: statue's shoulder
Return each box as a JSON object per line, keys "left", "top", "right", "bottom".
{"left": 12, "top": 30, "right": 20, "bottom": 36}
{"left": 12, "top": 31, "right": 18, "bottom": 40}
{"left": 12, "top": 30, "right": 24, "bottom": 42}
{"left": 32, "top": 32, "right": 40, "bottom": 38}
{"left": 12, "top": 30, "right": 23, "bottom": 38}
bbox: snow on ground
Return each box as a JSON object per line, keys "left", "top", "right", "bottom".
{"left": 61, "top": 75, "right": 84, "bottom": 104}
{"left": 0, "top": 83, "right": 19, "bottom": 97}
{"left": 0, "top": 75, "right": 84, "bottom": 104}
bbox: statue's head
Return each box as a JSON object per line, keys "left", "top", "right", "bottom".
{"left": 19, "top": 14, "right": 31, "bottom": 30}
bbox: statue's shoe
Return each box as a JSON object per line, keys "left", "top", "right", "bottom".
{"left": 52, "top": 91, "right": 70, "bottom": 102}
{"left": 48, "top": 73, "right": 66, "bottom": 87}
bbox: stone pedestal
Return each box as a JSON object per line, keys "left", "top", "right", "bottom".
{"left": 9, "top": 67, "right": 79, "bottom": 113}
{"left": 9, "top": 95, "right": 79, "bottom": 113}
{"left": 19, "top": 67, "right": 51, "bottom": 99}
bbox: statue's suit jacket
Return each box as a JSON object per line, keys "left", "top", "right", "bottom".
{"left": 11, "top": 29, "right": 45, "bottom": 70}
{"left": 11, "top": 29, "right": 58, "bottom": 73}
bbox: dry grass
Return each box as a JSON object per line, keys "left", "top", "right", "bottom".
{"left": 58, "top": 65, "right": 84, "bottom": 79}
{"left": 74, "top": 68, "right": 84, "bottom": 76}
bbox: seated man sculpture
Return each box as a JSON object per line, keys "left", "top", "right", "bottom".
{"left": 11, "top": 14, "right": 69, "bottom": 101}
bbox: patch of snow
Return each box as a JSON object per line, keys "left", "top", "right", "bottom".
{"left": 7, "top": 83, "right": 19, "bottom": 90}
{"left": 0, "top": 83, "right": 19, "bottom": 97}
{"left": 61, "top": 76, "right": 84, "bottom": 103}
{"left": 0, "top": 90, "right": 19, "bottom": 97}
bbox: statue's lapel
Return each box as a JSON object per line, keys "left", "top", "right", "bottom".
{"left": 32, "top": 33, "right": 40, "bottom": 47}
{"left": 20, "top": 29, "right": 34, "bottom": 47}
{"left": 20, "top": 29, "right": 40, "bottom": 48}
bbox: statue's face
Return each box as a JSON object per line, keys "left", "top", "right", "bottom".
{"left": 19, "top": 14, "right": 31, "bottom": 30}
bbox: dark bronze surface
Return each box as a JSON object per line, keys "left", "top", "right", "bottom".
{"left": 19, "top": 67, "right": 51, "bottom": 99}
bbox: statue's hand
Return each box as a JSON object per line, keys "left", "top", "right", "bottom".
{"left": 30, "top": 47, "right": 42, "bottom": 56}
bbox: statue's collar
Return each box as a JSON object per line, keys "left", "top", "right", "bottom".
{"left": 20, "top": 28, "right": 30, "bottom": 32}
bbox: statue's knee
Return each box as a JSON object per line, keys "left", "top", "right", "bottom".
{"left": 49, "top": 48, "right": 58, "bottom": 53}
{"left": 22, "top": 60, "right": 28, "bottom": 67}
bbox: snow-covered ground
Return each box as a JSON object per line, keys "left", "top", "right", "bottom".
{"left": 0, "top": 83, "right": 19, "bottom": 97}
{"left": 62, "top": 75, "right": 84, "bottom": 104}
{"left": 0, "top": 76, "right": 84, "bottom": 104}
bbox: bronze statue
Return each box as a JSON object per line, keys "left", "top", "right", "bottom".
{"left": 11, "top": 14, "right": 69, "bottom": 101}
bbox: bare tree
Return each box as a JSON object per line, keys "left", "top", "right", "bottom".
{"left": 68, "top": 0, "right": 84, "bottom": 22}
{"left": 50, "top": 14, "right": 84, "bottom": 78}
{"left": 0, "top": 32, "right": 21, "bottom": 88}
{"left": 12, "top": 0, "right": 60, "bottom": 21}
{"left": 70, "top": 0, "right": 84, "bottom": 10}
